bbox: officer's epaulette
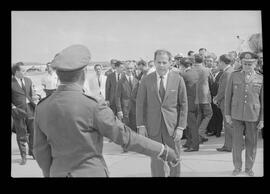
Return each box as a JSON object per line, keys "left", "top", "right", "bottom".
{"left": 83, "top": 94, "right": 98, "bottom": 103}
{"left": 232, "top": 68, "right": 242, "bottom": 73}
{"left": 37, "top": 94, "right": 51, "bottom": 106}
{"left": 255, "top": 70, "right": 263, "bottom": 76}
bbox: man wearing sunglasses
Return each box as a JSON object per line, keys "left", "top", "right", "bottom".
{"left": 224, "top": 51, "right": 263, "bottom": 177}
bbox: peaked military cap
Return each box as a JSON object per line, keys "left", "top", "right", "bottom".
{"left": 239, "top": 52, "right": 258, "bottom": 63}
{"left": 51, "top": 44, "right": 91, "bottom": 71}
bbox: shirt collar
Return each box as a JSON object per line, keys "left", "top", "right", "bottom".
{"left": 223, "top": 65, "right": 230, "bottom": 72}
{"left": 156, "top": 70, "right": 169, "bottom": 80}
{"left": 241, "top": 69, "right": 255, "bottom": 76}
{"left": 15, "top": 76, "right": 23, "bottom": 83}
{"left": 57, "top": 82, "right": 84, "bottom": 92}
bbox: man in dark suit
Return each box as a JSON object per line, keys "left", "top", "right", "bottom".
{"left": 206, "top": 59, "right": 223, "bottom": 137}
{"left": 214, "top": 54, "right": 235, "bottom": 152}
{"left": 12, "top": 62, "right": 36, "bottom": 165}
{"left": 136, "top": 49, "right": 188, "bottom": 177}
{"left": 33, "top": 45, "right": 180, "bottom": 177}
{"left": 105, "top": 61, "right": 124, "bottom": 115}
{"left": 104, "top": 59, "right": 117, "bottom": 76}
{"left": 193, "top": 54, "right": 213, "bottom": 143}
{"left": 116, "top": 61, "right": 139, "bottom": 133}
{"left": 180, "top": 58, "right": 200, "bottom": 152}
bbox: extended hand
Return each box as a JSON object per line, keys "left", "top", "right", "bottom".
{"left": 173, "top": 128, "right": 183, "bottom": 142}
{"left": 117, "top": 111, "right": 123, "bottom": 120}
{"left": 213, "top": 97, "right": 217, "bottom": 105}
{"left": 257, "top": 121, "right": 264, "bottom": 130}
{"left": 225, "top": 115, "right": 232, "bottom": 125}
{"left": 137, "top": 126, "right": 148, "bottom": 137}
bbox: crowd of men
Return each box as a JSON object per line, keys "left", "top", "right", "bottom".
{"left": 11, "top": 45, "right": 263, "bottom": 177}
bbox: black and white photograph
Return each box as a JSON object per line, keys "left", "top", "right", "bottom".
{"left": 11, "top": 10, "right": 263, "bottom": 177}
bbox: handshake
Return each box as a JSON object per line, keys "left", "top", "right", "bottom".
{"left": 158, "top": 144, "right": 180, "bottom": 167}
{"left": 137, "top": 126, "right": 180, "bottom": 167}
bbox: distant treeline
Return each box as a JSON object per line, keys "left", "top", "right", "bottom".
{"left": 12, "top": 61, "right": 111, "bottom": 67}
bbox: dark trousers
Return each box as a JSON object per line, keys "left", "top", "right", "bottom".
{"left": 232, "top": 119, "right": 258, "bottom": 171}
{"left": 123, "top": 110, "right": 137, "bottom": 133}
{"left": 206, "top": 103, "right": 223, "bottom": 135}
{"left": 13, "top": 117, "right": 34, "bottom": 159}
{"left": 13, "top": 103, "right": 34, "bottom": 159}
{"left": 196, "top": 103, "right": 213, "bottom": 137}
{"left": 150, "top": 115, "right": 181, "bottom": 177}
{"left": 109, "top": 103, "right": 117, "bottom": 116}
{"left": 185, "top": 110, "right": 199, "bottom": 149}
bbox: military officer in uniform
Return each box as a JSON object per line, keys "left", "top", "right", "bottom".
{"left": 225, "top": 51, "right": 263, "bottom": 177}
{"left": 33, "top": 45, "right": 180, "bottom": 177}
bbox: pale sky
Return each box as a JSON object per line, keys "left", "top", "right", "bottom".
{"left": 12, "top": 11, "right": 262, "bottom": 63}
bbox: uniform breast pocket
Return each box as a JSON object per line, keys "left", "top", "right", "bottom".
{"left": 233, "top": 82, "right": 241, "bottom": 90}
{"left": 252, "top": 83, "right": 262, "bottom": 93}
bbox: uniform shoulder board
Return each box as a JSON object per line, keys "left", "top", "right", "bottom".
{"left": 255, "top": 70, "right": 263, "bottom": 76}
{"left": 37, "top": 94, "right": 51, "bottom": 106}
{"left": 83, "top": 94, "right": 98, "bottom": 103}
{"left": 232, "top": 68, "right": 242, "bottom": 73}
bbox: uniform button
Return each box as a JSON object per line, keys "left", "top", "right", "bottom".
{"left": 244, "top": 101, "right": 247, "bottom": 103}
{"left": 245, "top": 95, "right": 247, "bottom": 98}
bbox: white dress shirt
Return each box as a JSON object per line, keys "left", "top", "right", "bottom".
{"left": 156, "top": 71, "right": 169, "bottom": 91}
{"left": 125, "top": 74, "right": 134, "bottom": 83}
{"left": 41, "top": 72, "right": 58, "bottom": 90}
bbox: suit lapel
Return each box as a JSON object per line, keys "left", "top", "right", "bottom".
{"left": 12, "top": 77, "right": 25, "bottom": 94}
{"left": 123, "top": 76, "right": 132, "bottom": 94}
{"left": 163, "top": 71, "right": 173, "bottom": 103}
{"left": 152, "top": 73, "right": 161, "bottom": 103}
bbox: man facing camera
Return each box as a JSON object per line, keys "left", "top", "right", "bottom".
{"left": 33, "top": 45, "right": 180, "bottom": 177}
{"left": 136, "top": 49, "right": 188, "bottom": 177}
{"left": 225, "top": 52, "right": 263, "bottom": 177}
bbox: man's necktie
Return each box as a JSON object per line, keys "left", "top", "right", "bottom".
{"left": 20, "top": 79, "right": 26, "bottom": 93}
{"left": 118, "top": 73, "right": 120, "bottom": 82}
{"left": 159, "top": 76, "right": 165, "bottom": 102}
{"left": 129, "top": 76, "right": 133, "bottom": 89}
{"left": 98, "top": 76, "right": 101, "bottom": 88}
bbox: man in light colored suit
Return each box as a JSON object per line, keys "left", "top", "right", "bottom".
{"left": 136, "top": 49, "right": 188, "bottom": 177}
{"left": 214, "top": 54, "right": 234, "bottom": 152}
{"left": 84, "top": 64, "right": 107, "bottom": 101}
{"left": 193, "top": 54, "right": 213, "bottom": 143}
{"left": 180, "top": 58, "right": 200, "bottom": 152}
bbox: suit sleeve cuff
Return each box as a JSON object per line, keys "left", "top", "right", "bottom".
{"left": 137, "top": 125, "right": 145, "bottom": 128}
{"left": 157, "top": 144, "right": 165, "bottom": 160}
{"left": 176, "top": 127, "right": 185, "bottom": 131}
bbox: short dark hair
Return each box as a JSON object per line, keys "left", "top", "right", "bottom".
{"left": 56, "top": 69, "right": 84, "bottom": 83}
{"left": 114, "top": 61, "right": 124, "bottom": 68}
{"left": 194, "top": 54, "right": 204, "bottom": 63}
{"left": 199, "top": 48, "right": 207, "bottom": 52}
{"left": 137, "top": 60, "right": 147, "bottom": 66}
{"left": 181, "top": 58, "right": 193, "bottom": 68}
{"left": 94, "top": 64, "right": 102, "bottom": 70}
{"left": 12, "top": 62, "right": 24, "bottom": 75}
{"left": 187, "top": 50, "right": 195, "bottom": 56}
{"left": 219, "top": 54, "right": 232, "bottom": 65}
{"left": 154, "top": 49, "right": 172, "bottom": 61}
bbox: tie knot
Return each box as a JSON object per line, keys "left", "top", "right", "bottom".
{"left": 160, "top": 75, "right": 164, "bottom": 79}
